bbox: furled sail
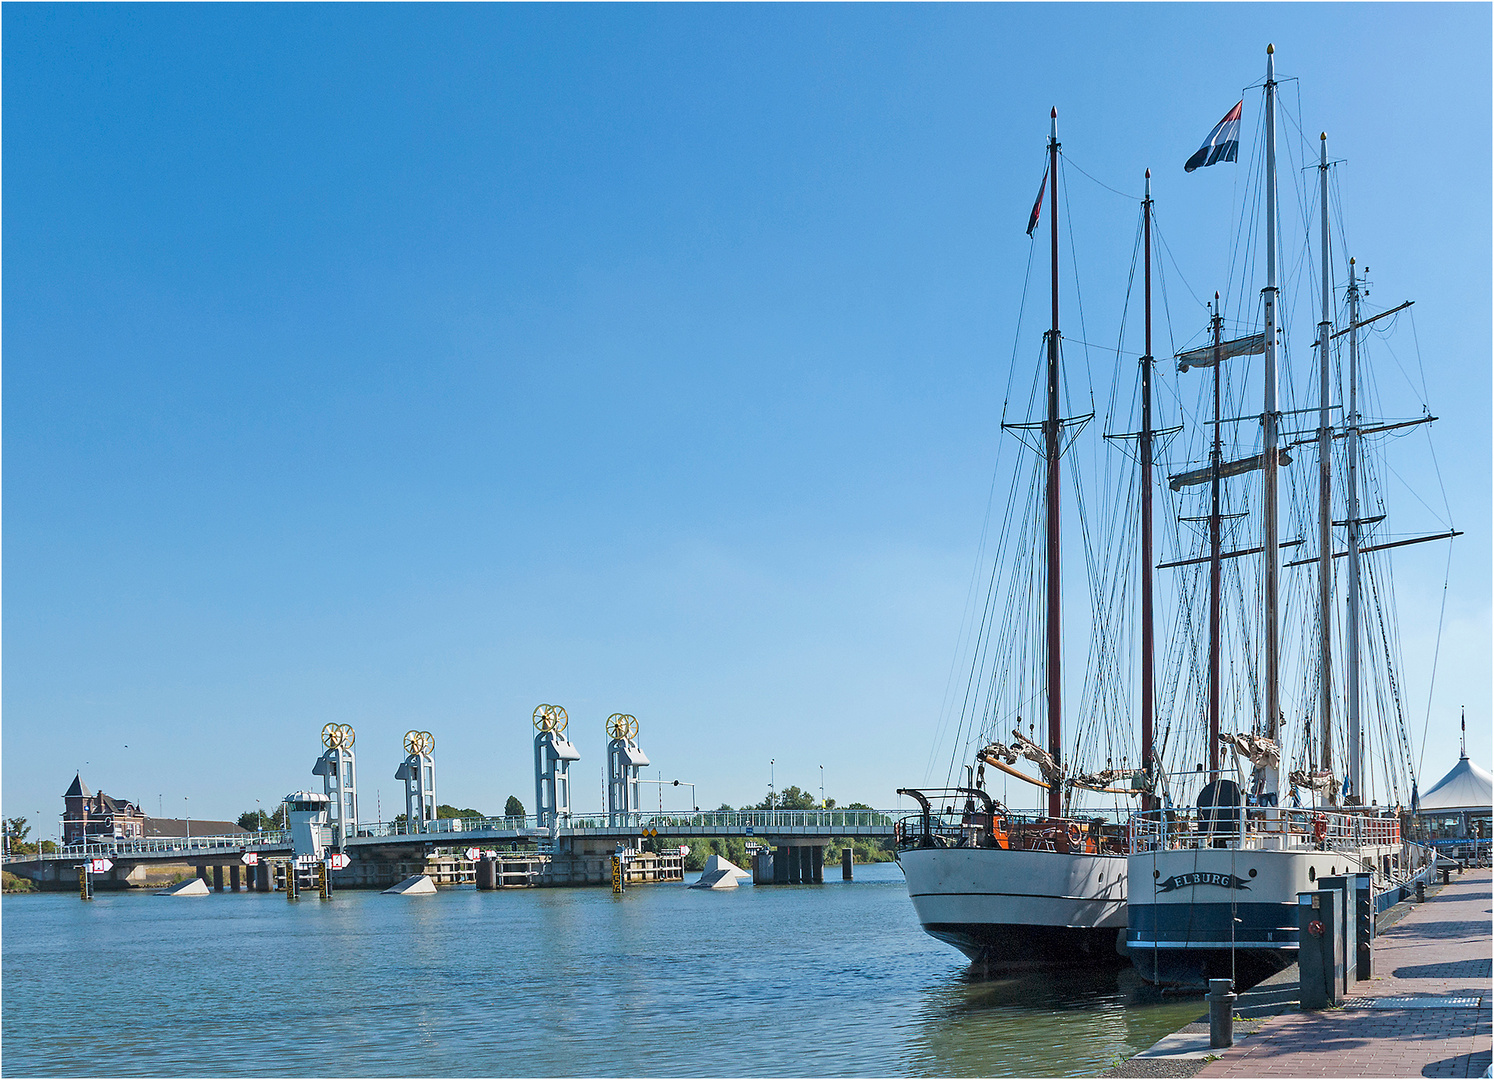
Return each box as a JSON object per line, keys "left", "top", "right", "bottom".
{"left": 1289, "top": 769, "right": 1341, "bottom": 801}
{"left": 1176, "top": 332, "right": 1266, "bottom": 372}
{"left": 1169, "top": 449, "right": 1292, "bottom": 491}
{"left": 1218, "top": 732, "right": 1281, "bottom": 768}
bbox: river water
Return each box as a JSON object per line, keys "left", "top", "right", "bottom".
{"left": 2, "top": 863, "right": 1200, "bottom": 1077}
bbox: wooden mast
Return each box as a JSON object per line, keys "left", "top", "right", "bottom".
{"left": 1316, "top": 131, "right": 1336, "bottom": 800}
{"left": 1045, "top": 107, "right": 1063, "bottom": 820}
{"left": 1209, "top": 296, "right": 1224, "bottom": 777}
{"left": 1261, "top": 44, "right": 1283, "bottom": 792}
{"left": 1140, "top": 169, "right": 1156, "bottom": 811}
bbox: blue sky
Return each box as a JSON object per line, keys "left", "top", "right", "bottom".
{"left": 5, "top": 4, "right": 1488, "bottom": 833}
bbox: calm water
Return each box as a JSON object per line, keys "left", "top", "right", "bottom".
{"left": 2, "top": 864, "right": 1199, "bottom": 1077}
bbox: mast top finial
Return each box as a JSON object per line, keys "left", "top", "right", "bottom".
{"left": 1267, "top": 42, "right": 1274, "bottom": 54}
{"left": 1320, "top": 131, "right": 1327, "bottom": 141}
{"left": 1350, "top": 256, "right": 1355, "bottom": 265}
{"left": 1145, "top": 167, "right": 1151, "bottom": 178}
{"left": 1051, "top": 106, "right": 1057, "bottom": 117}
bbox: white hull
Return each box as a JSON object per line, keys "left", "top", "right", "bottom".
{"left": 900, "top": 845, "right": 1128, "bottom": 964}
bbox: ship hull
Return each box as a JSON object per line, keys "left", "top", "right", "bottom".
{"left": 899, "top": 845, "right": 1129, "bottom": 967}
{"left": 1126, "top": 845, "right": 1358, "bottom": 989}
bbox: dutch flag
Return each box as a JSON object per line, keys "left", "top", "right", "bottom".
{"left": 1184, "top": 100, "right": 1243, "bottom": 173}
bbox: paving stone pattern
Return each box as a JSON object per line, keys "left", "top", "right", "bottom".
{"left": 1198, "top": 869, "right": 1493, "bottom": 1078}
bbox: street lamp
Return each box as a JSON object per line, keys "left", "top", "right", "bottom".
{"left": 184, "top": 797, "right": 190, "bottom": 843}
{"left": 820, "top": 765, "right": 825, "bottom": 809}
{"left": 670, "top": 779, "right": 697, "bottom": 812}
{"left": 769, "top": 759, "right": 775, "bottom": 811}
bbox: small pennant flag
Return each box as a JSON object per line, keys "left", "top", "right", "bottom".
{"left": 1184, "top": 100, "right": 1243, "bottom": 173}
{"left": 1026, "top": 167, "right": 1048, "bottom": 236}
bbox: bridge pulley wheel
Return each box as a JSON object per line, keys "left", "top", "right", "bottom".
{"left": 606, "top": 713, "right": 638, "bottom": 741}
{"left": 533, "top": 704, "right": 568, "bottom": 734}
{"left": 321, "top": 723, "right": 356, "bottom": 750}
{"left": 404, "top": 730, "right": 435, "bottom": 756}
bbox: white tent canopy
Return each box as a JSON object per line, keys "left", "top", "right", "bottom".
{"left": 1418, "top": 750, "right": 1493, "bottom": 813}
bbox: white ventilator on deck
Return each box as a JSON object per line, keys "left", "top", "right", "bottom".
{"left": 311, "top": 723, "right": 358, "bottom": 845}
{"left": 531, "top": 704, "right": 580, "bottom": 827}
{"left": 284, "top": 790, "right": 331, "bottom": 861}
{"left": 395, "top": 730, "right": 437, "bottom": 829}
{"left": 690, "top": 854, "right": 751, "bottom": 889}
{"left": 383, "top": 873, "right": 437, "bottom": 895}
{"left": 606, "top": 713, "right": 649, "bottom": 824}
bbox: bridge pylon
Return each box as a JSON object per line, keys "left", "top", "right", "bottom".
{"left": 395, "top": 730, "right": 437, "bottom": 830}
{"left": 606, "top": 713, "right": 649, "bottom": 827}
{"left": 311, "top": 724, "right": 358, "bottom": 846}
{"left": 533, "top": 705, "right": 580, "bottom": 829}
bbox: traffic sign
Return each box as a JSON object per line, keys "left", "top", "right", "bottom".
{"left": 483, "top": 850, "right": 498, "bottom": 860}
{"left": 744, "top": 826, "right": 754, "bottom": 836}
{"left": 466, "top": 847, "right": 481, "bottom": 861}
{"left": 677, "top": 845, "right": 690, "bottom": 856}
{"left": 88, "top": 858, "right": 113, "bottom": 873}
{"left": 328, "top": 853, "right": 351, "bottom": 870}
{"left": 240, "top": 852, "right": 259, "bottom": 866}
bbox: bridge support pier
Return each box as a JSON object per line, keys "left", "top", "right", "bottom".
{"left": 196, "top": 864, "right": 208, "bottom": 885}
{"left": 256, "top": 862, "right": 271, "bottom": 892}
{"left": 842, "top": 847, "right": 853, "bottom": 880}
{"left": 230, "top": 865, "right": 241, "bottom": 892}
{"left": 773, "top": 846, "right": 789, "bottom": 884}
{"left": 212, "top": 865, "right": 224, "bottom": 892}
{"left": 811, "top": 845, "right": 823, "bottom": 883}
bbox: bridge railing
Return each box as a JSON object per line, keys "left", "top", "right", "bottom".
{"left": 350, "top": 808, "right": 898, "bottom": 839}
{"left": 10, "top": 830, "right": 291, "bottom": 862}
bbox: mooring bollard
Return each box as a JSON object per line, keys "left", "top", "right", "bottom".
{"left": 1207, "top": 978, "right": 1236, "bottom": 1048}
{"left": 1415, "top": 879, "right": 1425, "bottom": 904}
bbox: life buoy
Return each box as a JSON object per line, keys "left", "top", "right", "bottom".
{"left": 1312, "top": 814, "right": 1328, "bottom": 842}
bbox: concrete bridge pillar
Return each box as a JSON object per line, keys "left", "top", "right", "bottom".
{"left": 810, "top": 845, "right": 823, "bottom": 883}
{"left": 213, "top": 865, "right": 224, "bottom": 892}
{"left": 787, "top": 847, "right": 802, "bottom": 884}
{"left": 230, "top": 865, "right": 241, "bottom": 892}
{"left": 196, "top": 864, "right": 208, "bottom": 884}
{"left": 773, "top": 846, "right": 790, "bottom": 884}
{"left": 256, "top": 862, "right": 271, "bottom": 892}
{"left": 842, "top": 847, "right": 853, "bottom": 880}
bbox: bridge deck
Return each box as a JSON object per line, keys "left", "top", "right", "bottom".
{"left": 9, "top": 810, "right": 902, "bottom": 864}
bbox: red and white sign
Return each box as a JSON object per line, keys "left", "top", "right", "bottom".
{"left": 678, "top": 845, "right": 690, "bottom": 856}
{"left": 484, "top": 850, "right": 498, "bottom": 860}
{"left": 240, "top": 852, "right": 260, "bottom": 866}
{"left": 88, "top": 858, "right": 113, "bottom": 873}
{"left": 327, "top": 853, "right": 351, "bottom": 870}
{"left": 466, "top": 847, "right": 482, "bottom": 861}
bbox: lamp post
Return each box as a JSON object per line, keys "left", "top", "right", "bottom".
{"left": 184, "top": 797, "right": 190, "bottom": 844}
{"left": 819, "top": 765, "right": 825, "bottom": 809}
{"left": 769, "top": 759, "right": 775, "bottom": 813}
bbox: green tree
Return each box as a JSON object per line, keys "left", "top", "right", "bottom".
{"left": 504, "top": 795, "right": 525, "bottom": 818}
{"left": 437, "top": 804, "right": 485, "bottom": 820}
{"left": 4, "top": 816, "right": 32, "bottom": 855}
{"left": 754, "top": 785, "right": 817, "bottom": 811}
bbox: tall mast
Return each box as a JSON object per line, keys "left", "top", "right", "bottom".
{"left": 1045, "top": 106, "right": 1064, "bottom": 820}
{"left": 1140, "top": 169, "right": 1156, "bottom": 811}
{"left": 1346, "top": 257, "right": 1363, "bottom": 801}
{"left": 1261, "top": 45, "right": 1283, "bottom": 795}
{"left": 1209, "top": 297, "right": 1224, "bottom": 778}
{"left": 1316, "top": 132, "right": 1335, "bottom": 800}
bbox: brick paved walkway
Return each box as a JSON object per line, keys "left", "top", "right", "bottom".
{"left": 1197, "top": 869, "right": 1493, "bottom": 1078}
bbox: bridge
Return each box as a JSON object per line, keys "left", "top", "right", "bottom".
{"left": 14, "top": 706, "right": 906, "bottom": 892}
{"left": 6, "top": 807, "right": 902, "bottom": 890}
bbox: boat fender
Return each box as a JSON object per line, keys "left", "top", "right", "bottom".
{"left": 1312, "top": 814, "right": 1328, "bottom": 843}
